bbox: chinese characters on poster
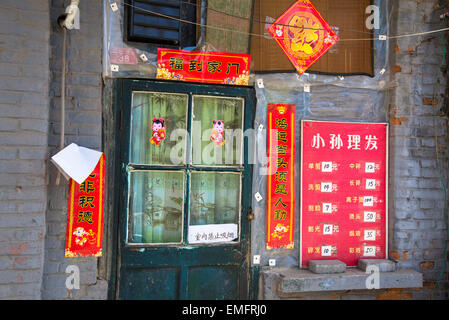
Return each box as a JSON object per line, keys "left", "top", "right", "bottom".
{"left": 300, "top": 121, "right": 388, "bottom": 267}
{"left": 156, "top": 49, "right": 251, "bottom": 85}
{"left": 266, "top": 104, "right": 296, "bottom": 250}
{"left": 65, "top": 154, "right": 105, "bottom": 257}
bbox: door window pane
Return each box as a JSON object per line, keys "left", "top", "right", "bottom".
{"left": 130, "top": 92, "right": 188, "bottom": 165}
{"left": 128, "top": 170, "right": 184, "bottom": 244}
{"left": 189, "top": 171, "right": 241, "bottom": 226}
{"left": 191, "top": 96, "right": 244, "bottom": 166}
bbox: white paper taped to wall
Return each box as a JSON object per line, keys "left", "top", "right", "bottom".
{"left": 51, "top": 143, "right": 103, "bottom": 184}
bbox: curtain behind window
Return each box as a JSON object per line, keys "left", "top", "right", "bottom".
{"left": 250, "top": 0, "right": 374, "bottom": 76}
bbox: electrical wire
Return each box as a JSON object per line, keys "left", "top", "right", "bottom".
{"left": 164, "top": 0, "right": 375, "bottom": 35}
{"left": 114, "top": 0, "right": 449, "bottom": 42}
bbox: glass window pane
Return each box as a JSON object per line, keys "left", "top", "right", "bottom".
{"left": 130, "top": 92, "right": 188, "bottom": 165}
{"left": 188, "top": 172, "right": 241, "bottom": 243}
{"left": 128, "top": 170, "right": 184, "bottom": 244}
{"left": 191, "top": 96, "right": 244, "bottom": 166}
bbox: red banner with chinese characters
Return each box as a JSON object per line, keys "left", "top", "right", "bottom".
{"left": 266, "top": 0, "right": 339, "bottom": 75}
{"left": 65, "top": 154, "right": 105, "bottom": 257}
{"left": 156, "top": 48, "right": 250, "bottom": 85}
{"left": 266, "top": 104, "right": 296, "bottom": 250}
{"left": 300, "top": 121, "right": 388, "bottom": 267}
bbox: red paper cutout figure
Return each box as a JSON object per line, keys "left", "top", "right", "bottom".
{"left": 150, "top": 118, "right": 166, "bottom": 146}
{"left": 73, "top": 227, "right": 89, "bottom": 246}
{"left": 211, "top": 120, "right": 225, "bottom": 146}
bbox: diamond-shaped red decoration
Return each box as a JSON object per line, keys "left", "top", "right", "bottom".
{"left": 267, "top": 0, "right": 339, "bottom": 75}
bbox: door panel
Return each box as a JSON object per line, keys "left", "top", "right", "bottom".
{"left": 191, "top": 95, "right": 244, "bottom": 166}
{"left": 116, "top": 80, "right": 255, "bottom": 300}
{"left": 189, "top": 171, "right": 241, "bottom": 227}
{"left": 187, "top": 265, "right": 239, "bottom": 299}
{"left": 120, "top": 267, "right": 180, "bottom": 300}
{"left": 127, "top": 170, "right": 185, "bottom": 244}
{"left": 130, "top": 92, "right": 188, "bottom": 166}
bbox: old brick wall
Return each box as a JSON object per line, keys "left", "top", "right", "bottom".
{"left": 0, "top": 0, "right": 447, "bottom": 301}
{"left": 260, "top": 0, "right": 449, "bottom": 300}
{"left": 0, "top": 0, "right": 51, "bottom": 299}
{"left": 387, "top": 0, "right": 448, "bottom": 299}
{"left": 41, "top": 0, "right": 106, "bottom": 299}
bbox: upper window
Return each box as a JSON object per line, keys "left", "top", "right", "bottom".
{"left": 202, "top": 0, "right": 254, "bottom": 54}
{"left": 250, "top": 0, "right": 374, "bottom": 76}
{"left": 125, "top": 84, "right": 253, "bottom": 246}
{"left": 125, "top": 0, "right": 197, "bottom": 47}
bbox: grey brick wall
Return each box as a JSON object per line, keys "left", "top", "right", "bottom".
{"left": 259, "top": 0, "right": 449, "bottom": 300}
{"left": 0, "top": 0, "right": 50, "bottom": 299}
{"left": 388, "top": 0, "right": 448, "bottom": 299}
{"left": 41, "top": 0, "right": 106, "bottom": 299}
{"left": 0, "top": 0, "right": 447, "bottom": 300}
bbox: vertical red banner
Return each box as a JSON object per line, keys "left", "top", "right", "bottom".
{"left": 65, "top": 154, "right": 105, "bottom": 257}
{"left": 266, "top": 104, "right": 296, "bottom": 250}
{"left": 300, "top": 121, "right": 388, "bottom": 267}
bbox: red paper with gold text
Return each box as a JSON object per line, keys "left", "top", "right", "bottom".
{"left": 266, "top": 0, "right": 339, "bottom": 75}
{"left": 156, "top": 48, "right": 250, "bottom": 85}
{"left": 300, "top": 121, "right": 388, "bottom": 267}
{"left": 65, "top": 154, "right": 105, "bottom": 257}
{"left": 266, "top": 104, "right": 296, "bottom": 250}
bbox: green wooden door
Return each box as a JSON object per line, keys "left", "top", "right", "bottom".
{"left": 115, "top": 79, "right": 255, "bottom": 300}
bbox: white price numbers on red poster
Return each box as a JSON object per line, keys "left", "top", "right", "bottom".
{"left": 363, "top": 196, "right": 374, "bottom": 207}
{"left": 322, "top": 203, "right": 332, "bottom": 213}
{"left": 363, "top": 246, "right": 376, "bottom": 257}
{"left": 364, "top": 211, "right": 376, "bottom": 222}
{"left": 366, "top": 179, "right": 376, "bottom": 190}
{"left": 323, "top": 224, "right": 333, "bottom": 235}
{"left": 321, "top": 182, "right": 332, "bottom": 193}
{"left": 365, "top": 162, "right": 375, "bottom": 173}
{"left": 321, "top": 245, "right": 332, "bottom": 257}
{"left": 321, "top": 162, "right": 332, "bottom": 172}
{"left": 364, "top": 230, "right": 376, "bottom": 241}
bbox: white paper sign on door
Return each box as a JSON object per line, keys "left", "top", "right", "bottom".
{"left": 188, "top": 223, "right": 238, "bottom": 244}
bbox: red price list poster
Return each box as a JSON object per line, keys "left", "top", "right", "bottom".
{"left": 300, "top": 120, "right": 388, "bottom": 267}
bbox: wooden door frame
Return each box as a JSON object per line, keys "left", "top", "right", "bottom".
{"left": 107, "top": 78, "right": 258, "bottom": 300}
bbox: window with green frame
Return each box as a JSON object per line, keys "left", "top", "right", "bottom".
{"left": 125, "top": 87, "right": 252, "bottom": 245}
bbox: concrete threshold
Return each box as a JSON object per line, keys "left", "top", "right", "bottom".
{"left": 264, "top": 267, "right": 423, "bottom": 293}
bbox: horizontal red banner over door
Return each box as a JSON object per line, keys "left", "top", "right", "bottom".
{"left": 156, "top": 48, "right": 251, "bottom": 85}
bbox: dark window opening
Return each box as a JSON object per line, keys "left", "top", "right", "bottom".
{"left": 125, "top": 0, "right": 197, "bottom": 47}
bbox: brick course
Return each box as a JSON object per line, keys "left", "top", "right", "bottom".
{"left": 389, "top": 0, "right": 448, "bottom": 299}
{"left": 40, "top": 0, "right": 105, "bottom": 299}
{"left": 0, "top": 0, "right": 447, "bottom": 300}
{"left": 0, "top": 0, "right": 50, "bottom": 299}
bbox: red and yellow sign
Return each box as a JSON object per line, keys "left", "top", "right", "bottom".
{"left": 300, "top": 121, "right": 388, "bottom": 267}
{"left": 156, "top": 48, "right": 250, "bottom": 85}
{"left": 266, "top": 104, "right": 295, "bottom": 250}
{"left": 65, "top": 154, "right": 105, "bottom": 257}
{"left": 266, "top": 0, "right": 339, "bottom": 75}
